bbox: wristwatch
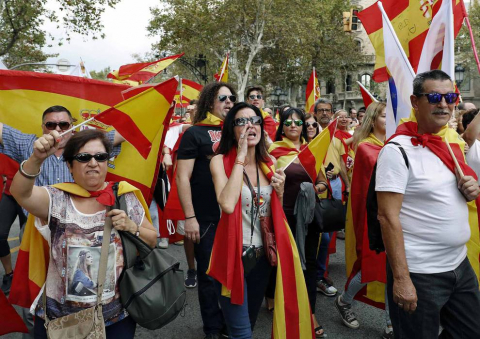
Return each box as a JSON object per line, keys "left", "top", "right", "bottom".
{"left": 135, "top": 224, "right": 140, "bottom": 237}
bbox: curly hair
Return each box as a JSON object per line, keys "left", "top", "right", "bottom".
{"left": 193, "top": 82, "right": 237, "bottom": 124}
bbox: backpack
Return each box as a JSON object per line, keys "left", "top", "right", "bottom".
{"left": 112, "top": 183, "right": 186, "bottom": 330}
{"left": 366, "top": 142, "right": 409, "bottom": 253}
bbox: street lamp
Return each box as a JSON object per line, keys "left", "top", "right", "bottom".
{"left": 270, "top": 87, "right": 287, "bottom": 107}
{"left": 455, "top": 65, "right": 465, "bottom": 88}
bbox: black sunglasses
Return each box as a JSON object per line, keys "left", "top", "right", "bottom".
{"left": 44, "top": 121, "right": 71, "bottom": 131}
{"left": 306, "top": 122, "right": 319, "bottom": 128}
{"left": 73, "top": 152, "right": 110, "bottom": 163}
{"left": 218, "top": 95, "right": 237, "bottom": 103}
{"left": 416, "top": 92, "right": 459, "bottom": 105}
{"left": 284, "top": 119, "right": 303, "bottom": 127}
{"left": 233, "top": 116, "right": 263, "bottom": 126}
{"left": 248, "top": 94, "right": 262, "bottom": 100}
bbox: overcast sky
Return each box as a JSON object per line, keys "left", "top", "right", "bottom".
{"left": 44, "top": 0, "right": 159, "bottom": 73}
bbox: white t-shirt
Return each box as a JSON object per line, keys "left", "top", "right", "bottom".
{"left": 376, "top": 135, "right": 469, "bottom": 274}
{"left": 164, "top": 124, "right": 184, "bottom": 150}
{"left": 466, "top": 139, "right": 480, "bottom": 181}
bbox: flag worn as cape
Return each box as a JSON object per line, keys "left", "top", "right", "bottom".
{"left": 389, "top": 119, "right": 480, "bottom": 281}
{"left": 196, "top": 112, "right": 224, "bottom": 127}
{"left": 268, "top": 138, "right": 308, "bottom": 169}
{"left": 9, "top": 181, "right": 152, "bottom": 309}
{"left": 214, "top": 53, "right": 229, "bottom": 82}
{"left": 334, "top": 129, "right": 355, "bottom": 178}
{"left": 305, "top": 68, "right": 320, "bottom": 113}
{"left": 345, "top": 134, "right": 386, "bottom": 310}
{"left": 0, "top": 70, "right": 164, "bottom": 204}
{"left": 207, "top": 148, "right": 314, "bottom": 339}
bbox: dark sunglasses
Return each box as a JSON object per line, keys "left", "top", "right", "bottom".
{"left": 233, "top": 116, "right": 263, "bottom": 126}
{"left": 73, "top": 152, "right": 110, "bottom": 163}
{"left": 284, "top": 119, "right": 303, "bottom": 127}
{"left": 306, "top": 122, "right": 319, "bottom": 128}
{"left": 44, "top": 121, "right": 71, "bottom": 131}
{"left": 416, "top": 92, "right": 459, "bottom": 105}
{"left": 218, "top": 95, "right": 237, "bottom": 103}
{"left": 248, "top": 94, "right": 262, "bottom": 100}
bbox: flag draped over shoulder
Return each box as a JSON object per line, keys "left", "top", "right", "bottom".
{"left": 345, "top": 134, "right": 386, "bottom": 310}
{"left": 389, "top": 118, "right": 480, "bottom": 281}
{"left": 305, "top": 69, "right": 320, "bottom": 113}
{"left": 268, "top": 138, "right": 308, "bottom": 169}
{"left": 357, "top": 81, "right": 378, "bottom": 108}
{"left": 261, "top": 108, "right": 277, "bottom": 141}
{"left": 297, "top": 119, "right": 337, "bottom": 183}
{"left": 95, "top": 77, "right": 178, "bottom": 159}
{"left": 0, "top": 70, "right": 167, "bottom": 203}
{"left": 207, "top": 148, "right": 314, "bottom": 339}
{"left": 358, "top": 0, "right": 466, "bottom": 82}
{"left": 9, "top": 181, "right": 152, "bottom": 309}
{"left": 214, "top": 53, "right": 229, "bottom": 82}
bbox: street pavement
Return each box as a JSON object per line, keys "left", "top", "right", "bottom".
{"left": 2, "top": 219, "right": 387, "bottom": 339}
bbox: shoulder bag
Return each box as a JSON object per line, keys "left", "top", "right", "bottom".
{"left": 318, "top": 185, "right": 346, "bottom": 233}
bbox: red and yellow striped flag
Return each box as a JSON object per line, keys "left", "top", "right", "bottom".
{"left": 214, "top": 53, "right": 229, "bottom": 82}
{"left": 95, "top": 77, "right": 178, "bottom": 159}
{"left": 298, "top": 119, "right": 338, "bottom": 183}
{"left": 358, "top": 0, "right": 466, "bottom": 82}
{"left": 107, "top": 53, "right": 184, "bottom": 85}
{"left": 305, "top": 68, "right": 320, "bottom": 113}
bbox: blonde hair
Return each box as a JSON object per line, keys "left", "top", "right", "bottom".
{"left": 333, "top": 109, "right": 348, "bottom": 119}
{"left": 353, "top": 102, "right": 386, "bottom": 148}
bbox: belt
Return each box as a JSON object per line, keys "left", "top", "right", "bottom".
{"left": 329, "top": 174, "right": 339, "bottom": 180}
{"left": 242, "top": 246, "right": 264, "bottom": 259}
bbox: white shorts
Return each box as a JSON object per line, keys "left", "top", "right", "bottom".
{"left": 176, "top": 220, "right": 185, "bottom": 235}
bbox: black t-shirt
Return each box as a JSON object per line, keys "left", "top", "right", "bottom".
{"left": 177, "top": 125, "right": 222, "bottom": 222}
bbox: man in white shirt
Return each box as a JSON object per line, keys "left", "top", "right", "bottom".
{"left": 376, "top": 70, "right": 480, "bottom": 338}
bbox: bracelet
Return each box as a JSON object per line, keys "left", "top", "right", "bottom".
{"left": 234, "top": 160, "right": 245, "bottom": 166}
{"left": 316, "top": 181, "right": 328, "bottom": 188}
{"left": 185, "top": 215, "right": 196, "bottom": 220}
{"left": 19, "top": 160, "right": 41, "bottom": 179}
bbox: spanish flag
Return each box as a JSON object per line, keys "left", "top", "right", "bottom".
{"left": 207, "top": 148, "right": 314, "bottom": 339}
{"left": 95, "top": 77, "right": 178, "bottom": 159}
{"left": 297, "top": 119, "right": 338, "bottom": 183}
{"left": 0, "top": 70, "right": 164, "bottom": 203}
{"left": 214, "top": 53, "right": 229, "bottom": 82}
{"left": 9, "top": 182, "right": 152, "bottom": 310}
{"left": 358, "top": 0, "right": 466, "bottom": 82}
{"left": 269, "top": 138, "right": 308, "bottom": 169}
{"left": 345, "top": 134, "right": 387, "bottom": 309}
{"left": 107, "top": 53, "right": 184, "bottom": 85}
{"left": 261, "top": 108, "right": 277, "bottom": 141}
{"left": 305, "top": 68, "right": 320, "bottom": 113}
{"left": 357, "top": 81, "right": 378, "bottom": 108}
{"left": 0, "top": 290, "right": 28, "bottom": 335}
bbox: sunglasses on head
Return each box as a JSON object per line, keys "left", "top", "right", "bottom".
{"left": 73, "top": 152, "right": 110, "bottom": 163}
{"left": 248, "top": 94, "right": 262, "bottom": 100}
{"left": 284, "top": 119, "right": 303, "bottom": 127}
{"left": 306, "top": 121, "right": 319, "bottom": 128}
{"left": 233, "top": 116, "right": 263, "bottom": 126}
{"left": 218, "top": 95, "right": 237, "bottom": 103}
{"left": 44, "top": 121, "right": 71, "bottom": 131}
{"left": 416, "top": 92, "right": 459, "bottom": 105}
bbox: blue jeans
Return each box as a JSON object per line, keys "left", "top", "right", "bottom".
{"left": 387, "top": 257, "right": 480, "bottom": 338}
{"left": 195, "top": 220, "right": 225, "bottom": 335}
{"left": 214, "top": 255, "right": 272, "bottom": 339}
{"left": 329, "top": 176, "right": 342, "bottom": 200}
{"left": 316, "top": 232, "right": 331, "bottom": 280}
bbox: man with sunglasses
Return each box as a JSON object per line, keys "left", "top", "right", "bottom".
{"left": 376, "top": 70, "right": 480, "bottom": 338}
{"left": 246, "top": 86, "right": 277, "bottom": 142}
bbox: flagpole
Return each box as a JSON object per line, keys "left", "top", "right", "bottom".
{"left": 283, "top": 155, "right": 298, "bottom": 170}
{"left": 218, "top": 52, "right": 228, "bottom": 82}
{"left": 465, "top": 16, "right": 480, "bottom": 77}
{"left": 313, "top": 67, "right": 317, "bottom": 101}
{"left": 59, "top": 118, "right": 95, "bottom": 137}
{"left": 445, "top": 140, "right": 465, "bottom": 177}
{"left": 180, "top": 78, "right": 184, "bottom": 115}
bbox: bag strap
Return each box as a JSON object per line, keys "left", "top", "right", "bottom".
{"left": 243, "top": 166, "right": 260, "bottom": 246}
{"left": 387, "top": 141, "right": 410, "bottom": 169}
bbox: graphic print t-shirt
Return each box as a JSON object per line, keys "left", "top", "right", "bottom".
{"left": 177, "top": 125, "right": 222, "bottom": 222}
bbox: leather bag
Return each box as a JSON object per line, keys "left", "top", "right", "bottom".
{"left": 318, "top": 194, "right": 346, "bottom": 233}
{"left": 259, "top": 216, "right": 277, "bottom": 266}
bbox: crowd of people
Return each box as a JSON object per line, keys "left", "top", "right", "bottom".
{"left": 1, "top": 69, "right": 480, "bottom": 339}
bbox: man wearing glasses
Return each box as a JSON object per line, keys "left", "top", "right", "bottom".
{"left": 314, "top": 98, "right": 334, "bottom": 130}
{"left": 377, "top": 70, "right": 480, "bottom": 338}
{"left": 246, "top": 86, "right": 277, "bottom": 142}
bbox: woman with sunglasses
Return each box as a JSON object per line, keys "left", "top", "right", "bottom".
{"left": 10, "top": 129, "right": 157, "bottom": 339}
{"left": 268, "top": 107, "right": 328, "bottom": 338}
{"left": 209, "top": 103, "right": 314, "bottom": 338}
{"left": 305, "top": 113, "right": 322, "bottom": 142}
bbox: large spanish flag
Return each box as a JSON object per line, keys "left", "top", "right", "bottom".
{"left": 358, "top": 0, "right": 466, "bottom": 82}
{"left": 107, "top": 53, "right": 184, "bottom": 85}
{"left": 297, "top": 119, "right": 338, "bottom": 183}
{"left": 95, "top": 77, "right": 178, "bottom": 159}
{"left": 214, "top": 53, "right": 229, "bottom": 82}
{"left": 345, "top": 134, "right": 386, "bottom": 309}
{"left": 0, "top": 70, "right": 165, "bottom": 202}
{"left": 305, "top": 68, "right": 320, "bottom": 113}
{"left": 207, "top": 148, "right": 314, "bottom": 339}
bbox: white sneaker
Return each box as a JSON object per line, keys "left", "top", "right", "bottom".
{"left": 158, "top": 238, "right": 169, "bottom": 249}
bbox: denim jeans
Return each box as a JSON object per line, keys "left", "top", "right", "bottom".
{"left": 214, "top": 255, "right": 272, "bottom": 339}
{"left": 148, "top": 198, "right": 160, "bottom": 237}
{"left": 387, "top": 257, "right": 480, "bottom": 339}
{"left": 195, "top": 220, "right": 225, "bottom": 335}
{"left": 329, "top": 176, "right": 342, "bottom": 200}
{"left": 316, "top": 232, "right": 331, "bottom": 280}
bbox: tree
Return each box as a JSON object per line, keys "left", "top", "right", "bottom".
{"left": 0, "top": 0, "right": 122, "bottom": 69}
{"left": 90, "top": 67, "right": 112, "bottom": 81}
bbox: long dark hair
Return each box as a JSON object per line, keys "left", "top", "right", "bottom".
{"left": 216, "top": 102, "right": 270, "bottom": 164}
{"left": 274, "top": 107, "right": 308, "bottom": 142}
{"left": 193, "top": 82, "right": 237, "bottom": 124}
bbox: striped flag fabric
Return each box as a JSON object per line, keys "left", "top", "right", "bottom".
{"left": 356, "top": 81, "right": 378, "bottom": 108}
{"left": 95, "top": 77, "right": 178, "bottom": 159}
{"left": 214, "top": 53, "right": 229, "bottom": 82}
{"left": 297, "top": 119, "right": 338, "bottom": 183}
{"left": 305, "top": 68, "right": 320, "bottom": 113}
{"left": 358, "top": 0, "right": 465, "bottom": 82}
{"left": 175, "top": 78, "right": 203, "bottom": 106}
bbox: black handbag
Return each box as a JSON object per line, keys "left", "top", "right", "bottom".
{"left": 318, "top": 185, "right": 346, "bottom": 233}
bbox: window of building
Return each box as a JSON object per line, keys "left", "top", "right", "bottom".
{"left": 360, "top": 73, "right": 372, "bottom": 89}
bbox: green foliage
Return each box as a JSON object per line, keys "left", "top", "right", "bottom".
{"left": 456, "top": 0, "right": 480, "bottom": 84}
{"left": 90, "top": 66, "right": 112, "bottom": 81}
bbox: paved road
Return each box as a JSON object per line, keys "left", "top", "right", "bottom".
{"left": 2, "top": 219, "right": 387, "bottom": 339}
